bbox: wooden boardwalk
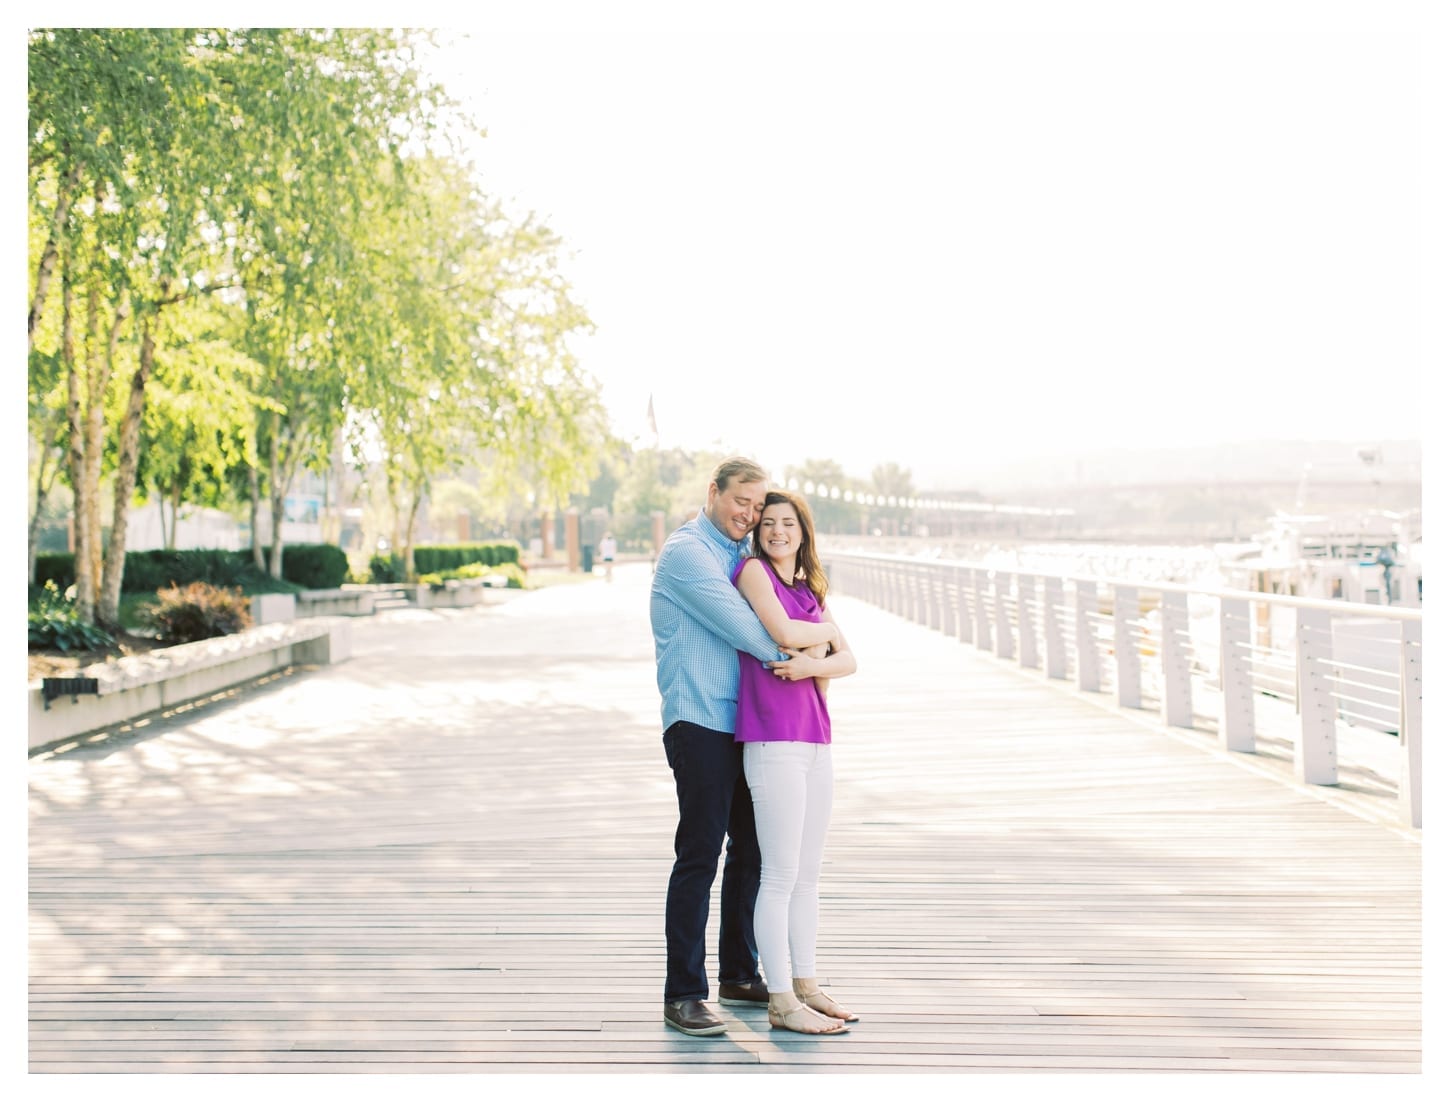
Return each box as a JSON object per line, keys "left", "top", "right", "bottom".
{"left": 28, "top": 563, "right": 1421, "bottom": 1073}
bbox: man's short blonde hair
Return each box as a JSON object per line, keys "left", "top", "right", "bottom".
{"left": 711, "top": 456, "right": 770, "bottom": 492}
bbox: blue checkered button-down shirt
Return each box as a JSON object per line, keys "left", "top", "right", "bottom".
{"left": 650, "top": 508, "right": 783, "bottom": 734}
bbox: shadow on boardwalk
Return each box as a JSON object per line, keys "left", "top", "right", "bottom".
{"left": 28, "top": 563, "right": 1421, "bottom": 1073}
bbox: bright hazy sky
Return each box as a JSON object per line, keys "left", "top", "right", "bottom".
{"left": 15, "top": 3, "right": 1439, "bottom": 493}
{"left": 409, "top": 4, "right": 1432, "bottom": 489}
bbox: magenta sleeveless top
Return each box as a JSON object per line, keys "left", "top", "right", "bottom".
{"left": 731, "top": 558, "right": 832, "bottom": 745}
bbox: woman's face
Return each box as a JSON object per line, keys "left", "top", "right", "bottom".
{"left": 756, "top": 502, "right": 802, "bottom": 566}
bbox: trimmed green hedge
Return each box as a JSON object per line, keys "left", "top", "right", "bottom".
{"left": 368, "top": 554, "right": 406, "bottom": 584}
{"left": 122, "top": 549, "right": 263, "bottom": 592}
{"left": 276, "top": 544, "right": 349, "bottom": 589}
{"left": 33, "top": 544, "right": 349, "bottom": 593}
{"left": 413, "top": 541, "right": 521, "bottom": 574}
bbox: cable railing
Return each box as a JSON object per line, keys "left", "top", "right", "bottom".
{"left": 824, "top": 549, "right": 1422, "bottom": 828}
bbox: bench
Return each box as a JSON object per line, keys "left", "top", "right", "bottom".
{"left": 294, "top": 588, "right": 378, "bottom": 618}
{"left": 28, "top": 618, "right": 351, "bottom": 753}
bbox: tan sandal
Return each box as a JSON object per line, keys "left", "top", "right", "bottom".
{"left": 767, "top": 999, "right": 849, "bottom": 1035}
{"left": 793, "top": 981, "right": 860, "bottom": 1022}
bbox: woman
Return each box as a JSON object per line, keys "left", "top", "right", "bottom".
{"left": 732, "top": 490, "right": 858, "bottom": 1035}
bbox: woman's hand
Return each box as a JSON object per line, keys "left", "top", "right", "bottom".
{"left": 768, "top": 649, "right": 819, "bottom": 681}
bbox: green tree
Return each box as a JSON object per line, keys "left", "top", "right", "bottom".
{"left": 870, "top": 461, "right": 917, "bottom": 535}
{"left": 349, "top": 153, "right": 604, "bottom": 579}
{"left": 611, "top": 446, "right": 700, "bottom": 545}
{"left": 218, "top": 31, "right": 457, "bottom": 580}
{"left": 785, "top": 458, "right": 855, "bottom": 534}
{"left": 29, "top": 29, "right": 463, "bottom": 616}
{"left": 135, "top": 303, "right": 263, "bottom": 547}
{"left": 30, "top": 28, "right": 203, "bottom": 622}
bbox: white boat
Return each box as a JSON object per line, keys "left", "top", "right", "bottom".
{"left": 1212, "top": 509, "right": 1421, "bottom": 734}
{"left": 1214, "top": 509, "right": 1422, "bottom": 607}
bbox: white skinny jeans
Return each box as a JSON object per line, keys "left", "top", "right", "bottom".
{"left": 743, "top": 740, "right": 833, "bottom": 992}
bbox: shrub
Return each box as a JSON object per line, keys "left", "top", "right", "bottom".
{"left": 122, "top": 549, "right": 260, "bottom": 592}
{"left": 28, "top": 581, "right": 116, "bottom": 653}
{"left": 413, "top": 541, "right": 521, "bottom": 574}
{"left": 141, "top": 582, "right": 254, "bottom": 645}
{"left": 489, "top": 562, "right": 528, "bottom": 589}
{"left": 368, "top": 554, "right": 406, "bottom": 584}
{"left": 34, "top": 553, "right": 76, "bottom": 592}
{"left": 279, "top": 543, "right": 349, "bottom": 589}
{"left": 417, "top": 561, "right": 525, "bottom": 588}
{"left": 33, "top": 546, "right": 341, "bottom": 594}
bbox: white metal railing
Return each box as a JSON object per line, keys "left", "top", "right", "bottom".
{"left": 824, "top": 550, "right": 1422, "bottom": 828}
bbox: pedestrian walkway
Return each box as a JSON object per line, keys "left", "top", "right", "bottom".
{"left": 28, "top": 563, "right": 1421, "bottom": 1072}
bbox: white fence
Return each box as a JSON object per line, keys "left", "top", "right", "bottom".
{"left": 824, "top": 551, "right": 1422, "bottom": 828}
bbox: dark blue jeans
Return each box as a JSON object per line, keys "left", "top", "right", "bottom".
{"left": 662, "top": 720, "right": 762, "bottom": 1002}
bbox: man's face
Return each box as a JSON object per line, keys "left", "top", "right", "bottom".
{"left": 705, "top": 475, "right": 767, "bottom": 543}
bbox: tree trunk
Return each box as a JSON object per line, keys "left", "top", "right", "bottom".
{"left": 266, "top": 410, "right": 285, "bottom": 579}
{"left": 98, "top": 301, "right": 151, "bottom": 628}
{"left": 64, "top": 265, "right": 96, "bottom": 621}
{"left": 30, "top": 410, "right": 65, "bottom": 585}
{"left": 247, "top": 433, "right": 265, "bottom": 571}
{"left": 386, "top": 466, "right": 402, "bottom": 561}
{"left": 28, "top": 463, "right": 51, "bottom": 587}
{"left": 29, "top": 162, "right": 81, "bottom": 351}
{"left": 80, "top": 282, "right": 109, "bottom": 612}
{"left": 402, "top": 488, "right": 423, "bottom": 581}
{"left": 163, "top": 488, "right": 177, "bottom": 550}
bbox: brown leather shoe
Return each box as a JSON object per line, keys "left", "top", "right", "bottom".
{"left": 664, "top": 999, "right": 727, "bottom": 1036}
{"left": 718, "top": 980, "right": 770, "bottom": 1005}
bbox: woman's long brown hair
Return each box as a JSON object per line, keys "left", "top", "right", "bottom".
{"left": 751, "top": 490, "right": 829, "bottom": 606}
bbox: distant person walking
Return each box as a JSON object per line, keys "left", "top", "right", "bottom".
{"left": 732, "top": 489, "right": 858, "bottom": 1034}
{"left": 649, "top": 457, "right": 837, "bottom": 1037}
{"left": 598, "top": 531, "right": 617, "bottom": 582}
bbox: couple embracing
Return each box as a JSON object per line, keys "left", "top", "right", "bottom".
{"left": 649, "top": 456, "right": 858, "bottom": 1037}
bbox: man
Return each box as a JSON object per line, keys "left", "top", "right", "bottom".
{"left": 598, "top": 531, "right": 617, "bottom": 582}
{"left": 649, "top": 456, "right": 839, "bottom": 1036}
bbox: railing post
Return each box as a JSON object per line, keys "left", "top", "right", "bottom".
{"left": 926, "top": 563, "right": 943, "bottom": 633}
{"left": 1043, "top": 576, "right": 1067, "bottom": 679}
{"left": 1075, "top": 580, "right": 1100, "bottom": 692}
{"left": 913, "top": 563, "right": 930, "bottom": 626}
{"left": 939, "top": 565, "right": 954, "bottom": 636}
{"left": 993, "top": 572, "right": 1015, "bottom": 659}
{"left": 973, "top": 569, "right": 992, "bottom": 652}
{"left": 1218, "top": 596, "right": 1256, "bottom": 752}
{"left": 1114, "top": 585, "right": 1141, "bottom": 709}
{"left": 1017, "top": 574, "right": 1040, "bottom": 670}
{"left": 1295, "top": 607, "right": 1338, "bottom": 785}
{"left": 1400, "top": 619, "right": 1422, "bottom": 828}
{"left": 954, "top": 565, "right": 973, "bottom": 645}
{"left": 1159, "top": 590, "right": 1192, "bottom": 727}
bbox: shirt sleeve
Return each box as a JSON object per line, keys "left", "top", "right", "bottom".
{"left": 659, "top": 539, "right": 783, "bottom": 663}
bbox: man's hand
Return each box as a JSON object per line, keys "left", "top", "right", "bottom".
{"left": 768, "top": 649, "right": 818, "bottom": 682}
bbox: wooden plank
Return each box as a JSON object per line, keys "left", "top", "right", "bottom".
{"left": 28, "top": 562, "right": 1421, "bottom": 1072}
